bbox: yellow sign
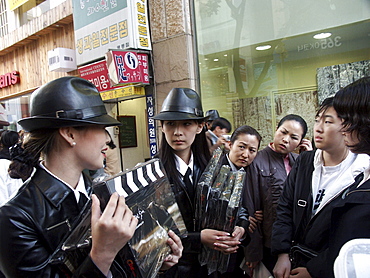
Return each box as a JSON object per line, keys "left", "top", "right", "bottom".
{"left": 100, "top": 86, "right": 145, "bottom": 101}
{"left": 7, "top": 0, "right": 32, "bottom": 11}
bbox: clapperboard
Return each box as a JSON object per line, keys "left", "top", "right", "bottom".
{"left": 50, "top": 159, "right": 186, "bottom": 278}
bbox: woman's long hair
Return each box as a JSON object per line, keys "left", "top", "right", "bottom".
{"left": 9, "top": 129, "right": 59, "bottom": 181}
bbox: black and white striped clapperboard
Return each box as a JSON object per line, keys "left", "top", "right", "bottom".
{"left": 92, "top": 158, "right": 166, "bottom": 209}
{"left": 51, "top": 158, "right": 186, "bottom": 278}
{"left": 112, "top": 159, "right": 165, "bottom": 197}
{"left": 93, "top": 158, "right": 186, "bottom": 278}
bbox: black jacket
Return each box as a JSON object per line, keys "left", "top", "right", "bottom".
{"left": 328, "top": 177, "right": 370, "bottom": 275}
{"left": 271, "top": 150, "right": 366, "bottom": 278}
{"left": 244, "top": 146, "right": 298, "bottom": 261}
{"left": 0, "top": 167, "right": 118, "bottom": 278}
{"left": 163, "top": 154, "right": 249, "bottom": 277}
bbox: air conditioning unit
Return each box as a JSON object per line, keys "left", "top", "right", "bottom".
{"left": 48, "top": 48, "right": 77, "bottom": 72}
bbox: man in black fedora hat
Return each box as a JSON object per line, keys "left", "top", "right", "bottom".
{"left": 205, "top": 109, "right": 220, "bottom": 130}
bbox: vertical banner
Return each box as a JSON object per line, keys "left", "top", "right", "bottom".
{"left": 132, "top": 0, "right": 151, "bottom": 49}
{"left": 146, "top": 95, "right": 157, "bottom": 157}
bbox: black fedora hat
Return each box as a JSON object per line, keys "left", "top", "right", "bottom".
{"left": 18, "top": 76, "right": 121, "bottom": 132}
{"left": 152, "top": 88, "right": 207, "bottom": 121}
{"left": 205, "top": 110, "right": 220, "bottom": 121}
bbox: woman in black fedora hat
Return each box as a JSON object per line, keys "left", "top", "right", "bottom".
{"left": 0, "top": 77, "right": 182, "bottom": 278}
{"left": 153, "top": 88, "right": 248, "bottom": 277}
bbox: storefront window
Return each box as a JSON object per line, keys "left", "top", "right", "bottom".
{"left": 0, "top": 95, "right": 30, "bottom": 132}
{"left": 194, "top": 0, "right": 370, "bottom": 145}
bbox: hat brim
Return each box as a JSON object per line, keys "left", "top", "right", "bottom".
{"left": 18, "top": 114, "right": 122, "bottom": 132}
{"left": 152, "top": 111, "right": 208, "bottom": 121}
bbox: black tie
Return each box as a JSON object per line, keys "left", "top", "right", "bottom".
{"left": 77, "top": 193, "right": 88, "bottom": 211}
{"left": 183, "top": 167, "right": 194, "bottom": 200}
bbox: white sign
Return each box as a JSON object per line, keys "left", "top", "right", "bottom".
{"left": 73, "top": 0, "right": 151, "bottom": 66}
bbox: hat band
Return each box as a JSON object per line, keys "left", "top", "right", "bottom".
{"left": 162, "top": 104, "right": 204, "bottom": 117}
{"left": 40, "top": 105, "right": 107, "bottom": 120}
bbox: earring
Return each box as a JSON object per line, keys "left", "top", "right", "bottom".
{"left": 72, "top": 142, "right": 76, "bottom": 147}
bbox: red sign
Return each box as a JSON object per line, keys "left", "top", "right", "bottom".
{"left": 106, "top": 50, "right": 149, "bottom": 86}
{"left": 0, "top": 71, "right": 20, "bottom": 89}
{"left": 78, "top": 60, "right": 113, "bottom": 92}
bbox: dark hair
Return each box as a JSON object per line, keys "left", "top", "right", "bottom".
{"left": 316, "top": 97, "right": 334, "bottom": 118}
{"left": 0, "top": 130, "right": 20, "bottom": 160}
{"left": 9, "top": 129, "right": 60, "bottom": 181}
{"left": 159, "top": 119, "right": 210, "bottom": 185}
{"left": 277, "top": 114, "right": 308, "bottom": 139}
{"left": 333, "top": 76, "right": 370, "bottom": 154}
{"left": 210, "top": 117, "right": 232, "bottom": 133}
{"left": 230, "top": 125, "right": 262, "bottom": 149}
{"left": 1, "top": 130, "right": 19, "bottom": 148}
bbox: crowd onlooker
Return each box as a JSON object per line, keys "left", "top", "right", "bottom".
{"left": 0, "top": 130, "right": 22, "bottom": 206}
{"left": 206, "top": 117, "right": 232, "bottom": 154}
{"left": 244, "top": 114, "right": 312, "bottom": 274}
{"left": 272, "top": 97, "right": 369, "bottom": 278}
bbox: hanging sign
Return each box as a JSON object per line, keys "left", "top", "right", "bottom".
{"left": 106, "top": 50, "right": 149, "bottom": 86}
{"left": 78, "top": 59, "right": 146, "bottom": 101}
{"left": 78, "top": 60, "right": 113, "bottom": 92}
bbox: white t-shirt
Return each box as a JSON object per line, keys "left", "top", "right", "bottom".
{"left": 312, "top": 163, "right": 341, "bottom": 214}
{"left": 0, "top": 159, "right": 23, "bottom": 206}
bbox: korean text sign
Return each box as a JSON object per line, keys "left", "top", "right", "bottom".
{"left": 106, "top": 50, "right": 150, "bottom": 86}
{"left": 73, "top": 0, "right": 151, "bottom": 66}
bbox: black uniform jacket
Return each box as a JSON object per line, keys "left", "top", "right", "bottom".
{"left": 163, "top": 154, "right": 249, "bottom": 277}
{"left": 272, "top": 150, "right": 366, "bottom": 278}
{"left": 0, "top": 167, "right": 111, "bottom": 278}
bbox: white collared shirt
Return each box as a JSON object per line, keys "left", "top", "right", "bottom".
{"left": 174, "top": 153, "right": 194, "bottom": 183}
{"left": 39, "top": 162, "right": 89, "bottom": 202}
{"left": 208, "top": 130, "right": 219, "bottom": 145}
{"left": 226, "top": 154, "right": 245, "bottom": 172}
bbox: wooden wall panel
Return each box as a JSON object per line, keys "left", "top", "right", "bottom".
{"left": 0, "top": 22, "right": 77, "bottom": 99}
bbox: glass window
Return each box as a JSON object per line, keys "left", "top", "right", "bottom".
{"left": 0, "top": 95, "right": 31, "bottom": 132}
{"left": 0, "top": 0, "right": 8, "bottom": 37}
{"left": 194, "top": 0, "right": 370, "bottom": 145}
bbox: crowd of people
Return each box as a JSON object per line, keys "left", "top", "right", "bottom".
{"left": 0, "top": 75, "right": 368, "bottom": 278}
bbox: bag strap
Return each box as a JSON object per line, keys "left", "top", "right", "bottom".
{"left": 292, "top": 151, "right": 315, "bottom": 241}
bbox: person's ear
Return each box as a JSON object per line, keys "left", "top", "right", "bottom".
{"left": 227, "top": 141, "right": 232, "bottom": 149}
{"left": 196, "top": 122, "right": 205, "bottom": 134}
{"left": 59, "top": 127, "right": 77, "bottom": 147}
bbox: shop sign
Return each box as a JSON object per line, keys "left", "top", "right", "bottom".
{"left": 79, "top": 59, "right": 147, "bottom": 101}
{"left": 78, "top": 60, "right": 113, "bottom": 92}
{"left": 72, "top": 0, "right": 151, "bottom": 66}
{"left": 146, "top": 95, "right": 157, "bottom": 157}
{"left": 100, "top": 86, "right": 145, "bottom": 101}
{"left": 106, "top": 50, "right": 149, "bottom": 86}
{"left": 0, "top": 71, "right": 20, "bottom": 89}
